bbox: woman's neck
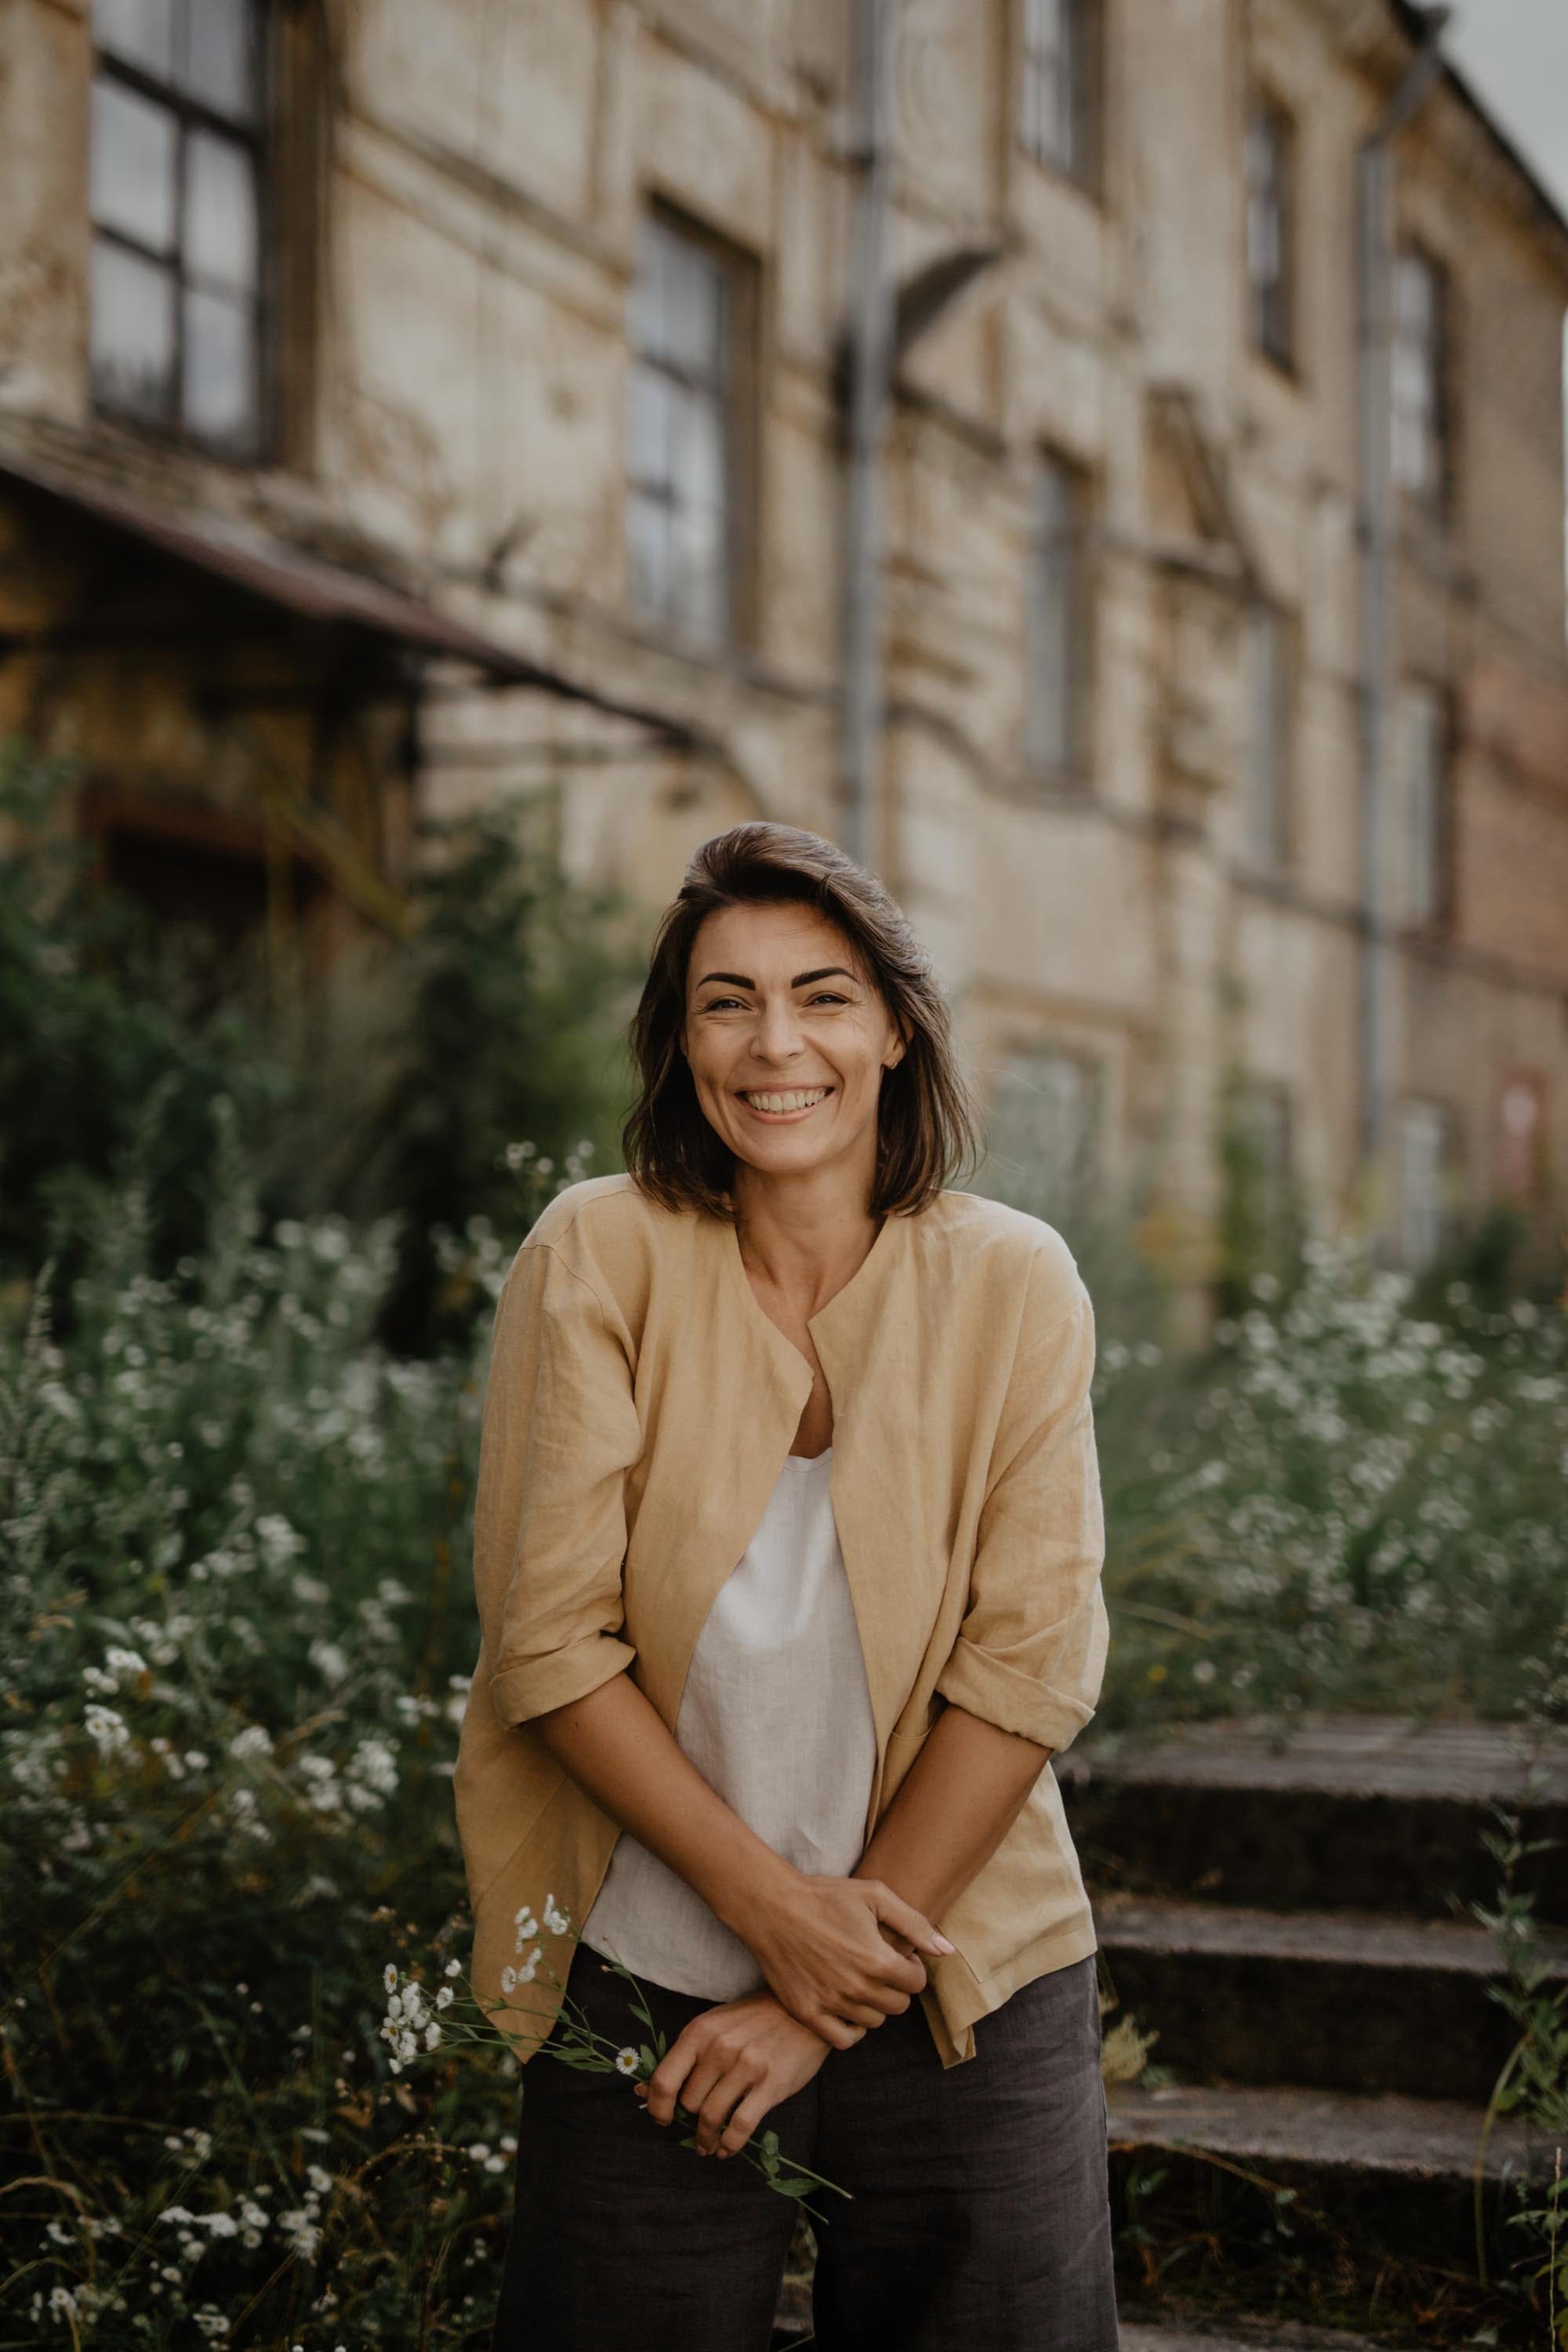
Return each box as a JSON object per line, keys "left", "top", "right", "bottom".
{"left": 731, "top": 1160, "right": 883, "bottom": 1319}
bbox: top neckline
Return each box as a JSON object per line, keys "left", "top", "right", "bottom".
{"left": 783, "top": 1445, "right": 833, "bottom": 1465}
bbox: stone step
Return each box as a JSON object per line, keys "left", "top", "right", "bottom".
{"left": 1060, "top": 1714, "right": 1568, "bottom": 1922}
{"left": 1120, "top": 2326, "right": 1419, "bottom": 2352}
{"left": 1098, "top": 1892, "right": 1568, "bottom": 2103}
{"left": 1107, "top": 2078, "right": 1549, "bottom": 2270}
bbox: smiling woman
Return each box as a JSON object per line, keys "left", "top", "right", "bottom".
{"left": 462, "top": 822, "right": 1120, "bottom": 2352}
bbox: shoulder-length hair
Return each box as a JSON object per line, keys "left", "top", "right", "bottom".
{"left": 622, "top": 821, "right": 982, "bottom": 1221}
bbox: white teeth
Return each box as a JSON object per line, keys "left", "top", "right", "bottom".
{"left": 742, "top": 1087, "right": 829, "bottom": 1112}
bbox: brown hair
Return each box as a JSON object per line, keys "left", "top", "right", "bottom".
{"left": 622, "top": 821, "right": 982, "bottom": 1221}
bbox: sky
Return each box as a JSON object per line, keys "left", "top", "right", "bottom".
{"left": 1444, "top": 2, "right": 1568, "bottom": 215}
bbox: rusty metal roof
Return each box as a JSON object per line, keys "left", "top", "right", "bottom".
{"left": 0, "top": 448, "right": 694, "bottom": 743}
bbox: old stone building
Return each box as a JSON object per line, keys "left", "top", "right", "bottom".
{"left": 2, "top": 0, "right": 1566, "bottom": 1290}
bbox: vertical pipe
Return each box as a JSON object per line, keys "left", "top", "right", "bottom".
{"left": 840, "top": 0, "right": 898, "bottom": 869}
{"left": 1354, "top": 9, "right": 1448, "bottom": 1240}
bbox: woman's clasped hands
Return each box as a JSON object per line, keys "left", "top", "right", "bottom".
{"left": 639, "top": 1871, "right": 954, "bottom": 2155}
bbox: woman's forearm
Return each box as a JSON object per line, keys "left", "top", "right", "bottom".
{"left": 533, "top": 1670, "right": 949, "bottom": 2044}
{"left": 854, "top": 1702, "right": 1051, "bottom": 1929}
{"left": 532, "top": 1670, "right": 796, "bottom": 1936}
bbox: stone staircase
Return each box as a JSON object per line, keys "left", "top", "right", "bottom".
{"left": 1060, "top": 1713, "right": 1568, "bottom": 2337}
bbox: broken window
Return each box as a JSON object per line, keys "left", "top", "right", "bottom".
{"left": 89, "top": 0, "right": 264, "bottom": 456}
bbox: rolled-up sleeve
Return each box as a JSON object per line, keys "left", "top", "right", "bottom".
{"left": 935, "top": 1263, "right": 1108, "bottom": 1755}
{"left": 472, "top": 1239, "right": 641, "bottom": 1730}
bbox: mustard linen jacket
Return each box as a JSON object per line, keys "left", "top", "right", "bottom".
{"left": 453, "top": 1171, "right": 1109, "bottom": 2070}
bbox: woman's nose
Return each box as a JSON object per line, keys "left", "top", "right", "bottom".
{"left": 752, "top": 999, "right": 805, "bottom": 1059}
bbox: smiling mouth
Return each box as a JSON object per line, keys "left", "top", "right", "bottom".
{"left": 737, "top": 1086, "right": 833, "bottom": 1115}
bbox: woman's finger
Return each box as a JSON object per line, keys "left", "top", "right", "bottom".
{"left": 865, "top": 1881, "right": 956, "bottom": 1960}
{"left": 646, "top": 2027, "right": 705, "bottom": 2125}
{"left": 694, "top": 2063, "right": 753, "bottom": 2154}
{"left": 717, "top": 2084, "right": 777, "bottom": 2157}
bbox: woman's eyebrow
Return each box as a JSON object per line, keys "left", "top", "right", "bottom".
{"left": 691, "top": 966, "right": 859, "bottom": 990}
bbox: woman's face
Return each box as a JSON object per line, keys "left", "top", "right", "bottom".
{"left": 680, "top": 900, "right": 906, "bottom": 1189}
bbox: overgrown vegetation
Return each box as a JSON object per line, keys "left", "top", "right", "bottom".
{"left": 5, "top": 738, "right": 1566, "bottom": 2340}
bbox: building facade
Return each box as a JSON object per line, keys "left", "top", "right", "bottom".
{"left": 2, "top": 0, "right": 1566, "bottom": 1293}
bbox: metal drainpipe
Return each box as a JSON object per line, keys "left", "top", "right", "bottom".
{"left": 840, "top": 0, "right": 899, "bottom": 870}
{"left": 1355, "top": 4, "right": 1449, "bottom": 1241}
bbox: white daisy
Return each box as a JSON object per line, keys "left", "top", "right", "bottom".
{"left": 614, "top": 2048, "right": 640, "bottom": 2077}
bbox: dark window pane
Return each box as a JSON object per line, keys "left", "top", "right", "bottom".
{"left": 1026, "top": 458, "right": 1077, "bottom": 770}
{"left": 182, "top": 284, "right": 259, "bottom": 448}
{"left": 670, "top": 499, "right": 726, "bottom": 644}
{"left": 185, "top": 128, "right": 260, "bottom": 292}
{"left": 183, "top": 0, "right": 259, "bottom": 121}
{"left": 93, "top": 0, "right": 175, "bottom": 78}
{"left": 670, "top": 388, "right": 724, "bottom": 515}
{"left": 626, "top": 487, "right": 673, "bottom": 615}
{"left": 624, "top": 363, "right": 675, "bottom": 495}
{"left": 90, "top": 75, "right": 178, "bottom": 254}
{"left": 90, "top": 236, "right": 177, "bottom": 417}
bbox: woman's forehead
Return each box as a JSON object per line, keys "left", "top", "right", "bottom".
{"left": 688, "top": 899, "right": 866, "bottom": 977}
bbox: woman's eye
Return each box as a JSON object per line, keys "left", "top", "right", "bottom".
{"left": 699, "top": 996, "right": 742, "bottom": 1012}
{"left": 808, "top": 992, "right": 850, "bottom": 1007}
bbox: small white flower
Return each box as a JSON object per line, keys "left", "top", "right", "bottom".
{"left": 543, "top": 1894, "right": 571, "bottom": 1936}
{"left": 383, "top": 1963, "right": 398, "bottom": 1993}
{"left": 444, "top": 1958, "right": 462, "bottom": 1978}
{"left": 615, "top": 2048, "right": 640, "bottom": 2077}
{"left": 514, "top": 1907, "right": 539, "bottom": 1942}
{"left": 500, "top": 1965, "right": 517, "bottom": 1994}
{"left": 424, "top": 2021, "right": 441, "bottom": 2050}
{"left": 435, "top": 1986, "right": 453, "bottom": 2009}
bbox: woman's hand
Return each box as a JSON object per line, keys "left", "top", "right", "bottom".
{"left": 638, "top": 1993, "right": 837, "bottom": 2156}
{"left": 741, "top": 1873, "right": 953, "bottom": 2046}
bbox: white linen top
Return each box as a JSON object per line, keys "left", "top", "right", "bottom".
{"left": 580, "top": 1444, "right": 878, "bottom": 1999}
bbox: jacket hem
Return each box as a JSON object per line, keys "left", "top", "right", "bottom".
{"left": 921, "top": 1911, "right": 1100, "bottom": 2069}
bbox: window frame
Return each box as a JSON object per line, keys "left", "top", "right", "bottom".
{"left": 622, "top": 201, "right": 759, "bottom": 657}
{"left": 1243, "top": 92, "right": 1296, "bottom": 372}
{"left": 1018, "top": 0, "right": 1103, "bottom": 195}
{"left": 1022, "top": 445, "right": 1094, "bottom": 785}
{"left": 1390, "top": 241, "right": 1450, "bottom": 521}
{"left": 88, "top": 0, "right": 272, "bottom": 463}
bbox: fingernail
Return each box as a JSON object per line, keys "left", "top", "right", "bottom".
{"left": 932, "top": 1933, "right": 956, "bottom": 1955}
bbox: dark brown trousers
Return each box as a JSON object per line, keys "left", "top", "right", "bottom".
{"left": 491, "top": 1939, "right": 1120, "bottom": 2352}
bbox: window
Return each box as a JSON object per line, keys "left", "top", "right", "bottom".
{"left": 89, "top": 0, "right": 266, "bottom": 457}
{"left": 1497, "top": 1071, "right": 1548, "bottom": 1203}
{"left": 1243, "top": 604, "right": 1290, "bottom": 867}
{"left": 1225, "top": 1079, "right": 1298, "bottom": 1279}
{"left": 1024, "top": 452, "right": 1091, "bottom": 776}
{"left": 985, "top": 1044, "right": 1101, "bottom": 1207}
{"left": 1399, "top": 681, "right": 1449, "bottom": 925}
{"left": 1391, "top": 245, "right": 1446, "bottom": 509}
{"left": 1244, "top": 99, "right": 1294, "bottom": 367}
{"left": 625, "top": 212, "right": 753, "bottom": 651}
{"left": 1398, "top": 1098, "right": 1454, "bottom": 1268}
{"left": 1019, "top": 0, "right": 1100, "bottom": 187}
